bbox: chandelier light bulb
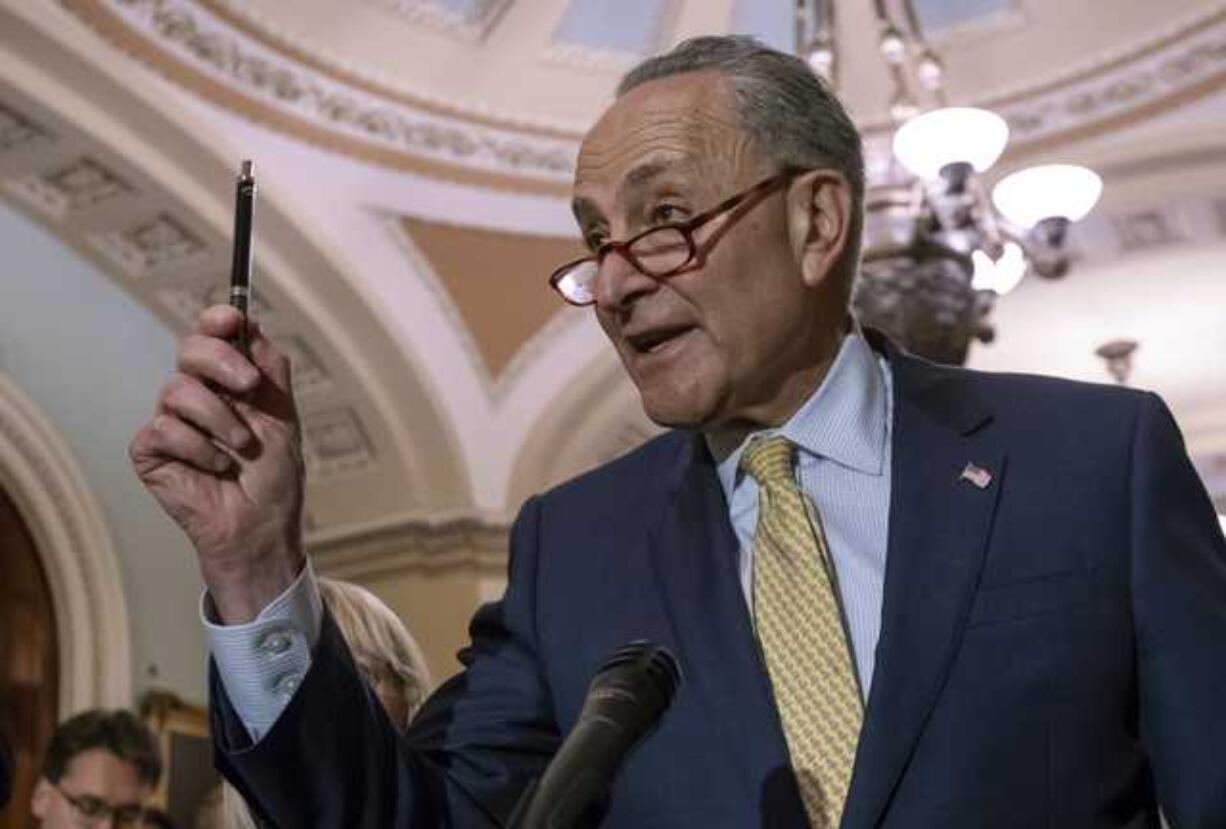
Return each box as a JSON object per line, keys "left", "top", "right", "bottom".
{"left": 892, "top": 107, "right": 1010, "bottom": 180}
{"left": 972, "top": 241, "right": 1027, "bottom": 295}
{"left": 991, "top": 164, "right": 1104, "bottom": 229}
{"left": 807, "top": 45, "right": 834, "bottom": 77}
{"left": 916, "top": 52, "right": 943, "bottom": 90}
{"left": 879, "top": 27, "right": 906, "bottom": 64}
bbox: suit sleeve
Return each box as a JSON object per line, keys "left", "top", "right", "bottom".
{"left": 210, "top": 495, "right": 559, "bottom": 827}
{"left": 1130, "top": 392, "right": 1226, "bottom": 826}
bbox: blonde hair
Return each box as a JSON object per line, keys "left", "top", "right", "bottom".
{"left": 210, "top": 577, "right": 432, "bottom": 829}
{"left": 317, "top": 577, "right": 432, "bottom": 725}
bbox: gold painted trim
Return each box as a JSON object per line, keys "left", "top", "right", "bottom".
{"left": 999, "top": 70, "right": 1226, "bottom": 165}
{"left": 857, "top": 6, "right": 1226, "bottom": 137}
{"left": 62, "top": 0, "right": 572, "bottom": 196}
{"left": 983, "top": 6, "right": 1226, "bottom": 109}
{"left": 196, "top": 0, "right": 586, "bottom": 141}
{"left": 63, "top": 0, "right": 1224, "bottom": 197}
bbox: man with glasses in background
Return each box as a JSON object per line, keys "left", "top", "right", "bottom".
{"left": 30, "top": 710, "right": 160, "bottom": 829}
{"left": 132, "top": 33, "right": 1226, "bottom": 828}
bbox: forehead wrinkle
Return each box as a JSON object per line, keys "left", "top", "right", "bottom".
{"left": 575, "top": 76, "right": 764, "bottom": 216}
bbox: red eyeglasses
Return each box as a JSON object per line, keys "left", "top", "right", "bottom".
{"left": 549, "top": 169, "right": 803, "bottom": 306}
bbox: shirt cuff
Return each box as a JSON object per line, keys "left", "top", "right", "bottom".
{"left": 201, "top": 560, "right": 323, "bottom": 742}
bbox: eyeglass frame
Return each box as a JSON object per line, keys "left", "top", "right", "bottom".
{"left": 52, "top": 780, "right": 147, "bottom": 826}
{"left": 548, "top": 167, "right": 806, "bottom": 307}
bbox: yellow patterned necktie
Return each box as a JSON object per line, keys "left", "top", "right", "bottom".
{"left": 741, "top": 436, "right": 863, "bottom": 829}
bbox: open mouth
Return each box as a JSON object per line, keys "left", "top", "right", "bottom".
{"left": 627, "top": 326, "right": 694, "bottom": 355}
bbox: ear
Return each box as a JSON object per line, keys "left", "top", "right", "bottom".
{"left": 31, "top": 778, "right": 53, "bottom": 818}
{"left": 785, "top": 169, "right": 853, "bottom": 290}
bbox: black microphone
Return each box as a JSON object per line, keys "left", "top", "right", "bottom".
{"left": 510, "top": 641, "right": 681, "bottom": 829}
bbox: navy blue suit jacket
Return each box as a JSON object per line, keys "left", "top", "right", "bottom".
{"left": 213, "top": 343, "right": 1226, "bottom": 827}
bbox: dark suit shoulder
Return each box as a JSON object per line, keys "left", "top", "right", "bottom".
{"left": 537, "top": 430, "right": 690, "bottom": 514}
{"left": 895, "top": 350, "right": 1152, "bottom": 426}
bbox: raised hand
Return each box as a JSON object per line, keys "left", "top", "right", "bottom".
{"left": 130, "top": 305, "right": 305, "bottom": 624}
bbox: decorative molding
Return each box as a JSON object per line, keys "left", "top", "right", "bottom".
{"left": 0, "top": 373, "right": 132, "bottom": 714}
{"left": 857, "top": 6, "right": 1226, "bottom": 144}
{"left": 1112, "top": 209, "right": 1185, "bottom": 253}
{"left": 302, "top": 406, "right": 377, "bottom": 480}
{"left": 5, "top": 156, "right": 134, "bottom": 221}
{"left": 995, "top": 17, "right": 1226, "bottom": 146}
{"left": 76, "top": 0, "right": 577, "bottom": 182}
{"left": 0, "top": 99, "right": 54, "bottom": 152}
{"left": 363, "top": 0, "right": 513, "bottom": 42}
{"left": 88, "top": 212, "right": 208, "bottom": 278}
{"left": 201, "top": 0, "right": 585, "bottom": 137}
{"left": 309, "top": 513, "right": 509, "bottom": 582}
{"left": 63, "top": 0, "right": 1226, "bottom": 190}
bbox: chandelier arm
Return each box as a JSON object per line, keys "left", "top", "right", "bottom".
{"left": 819, "top": 0, "right": 838, "bottom": 88}
{"left": 794, "top": 0, "right": 807, "bottom": 60}
{"left": 898, "top": 0, "right": 949, "bottom": 107}
{"left": 969, "top": 175, "right": 1005, "bottom": 253}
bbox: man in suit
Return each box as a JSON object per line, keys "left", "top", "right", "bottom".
{"left": 130, "top": 36, "right": 1226, "bottom": 827}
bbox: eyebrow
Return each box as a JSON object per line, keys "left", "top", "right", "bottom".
{"left": 571, "top": 156, "right": 693, "bottom": 228}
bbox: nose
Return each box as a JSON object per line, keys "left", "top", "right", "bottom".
{"left": 592, "top": 246, "right": 660, "bottom": 312}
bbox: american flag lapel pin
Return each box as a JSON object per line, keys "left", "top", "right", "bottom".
{"left": 960, "top": 462, "right": 993, "bottom": 490}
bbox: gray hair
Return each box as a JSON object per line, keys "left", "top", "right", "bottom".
{"left": 618, "top": 35, "right": 864, "bottom": 275}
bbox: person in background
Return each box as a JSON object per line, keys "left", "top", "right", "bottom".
{"left": 30, "top": 709, "right": 161, "bottom": 829}
{"left": 316, "top": 577, "right": 432, "bottom": 732}
{"left": 195, "top": 576, "right": 432, "bottom": 828}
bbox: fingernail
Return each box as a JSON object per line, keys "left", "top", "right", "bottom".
{"left": 230, "top": 427, "right": 251, "bottom": 448}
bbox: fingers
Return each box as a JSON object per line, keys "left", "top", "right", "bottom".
{"left": 131, "top": 413, "right": 233, "bottom": 475}
{"left": 158, "top": 373, "right": 252, "bottom": 450}
{"left": 196, "top": 304, "right": 246, "bottom": 338}
{"left": 178, "top": 330, "right": 259, "bottom": 395}
{"left": 247, "top": 320, "right": 293, "bottom": 393}
{"left": 186, "top": 307, "right": 292, "bottom": 397}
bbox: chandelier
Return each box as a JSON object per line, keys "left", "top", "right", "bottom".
{"left": 794, "top": 0, "right": 1103, "bottom": 364}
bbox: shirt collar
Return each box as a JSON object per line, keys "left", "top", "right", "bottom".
{"left": 708, "top": 328, "right": 889, "bottom": 501}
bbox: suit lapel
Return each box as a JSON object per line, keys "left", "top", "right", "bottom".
{"left": 649, "top": 435, "right": 810, "bottom": 828}
{"left": 842, "top": 348, "right": 1006, "bottom": 829}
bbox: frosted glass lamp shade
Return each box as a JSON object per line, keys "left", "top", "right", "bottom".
{"left": 972, "top": 242, "right": 1027, "bottom": 295}
{"left": 992, "top": 164, "right": 1103, "bottom": 229}
{"left": 892, "top": 107, "right": 1009, "bottom": 180}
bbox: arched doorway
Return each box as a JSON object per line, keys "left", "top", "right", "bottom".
{"left": 0, "top": 485, "right": 58, "bottom": 829}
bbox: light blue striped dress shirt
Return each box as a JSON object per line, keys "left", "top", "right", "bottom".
{"left": 206, "top": 330, "right": 893, "bottom": 737}
{"left": 707, "top": 330, "right": 894, "bottom": 697}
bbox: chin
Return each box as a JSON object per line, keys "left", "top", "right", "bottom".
{"left": 636, "top": 380, "right": 724, "bottom": 430}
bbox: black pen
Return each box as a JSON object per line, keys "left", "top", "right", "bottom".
{"left": 229, "top": 159, "right": 256, "bottom": 359}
